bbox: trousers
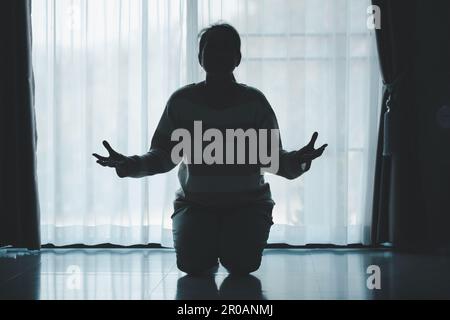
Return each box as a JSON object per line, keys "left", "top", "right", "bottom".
{"left": 172, "top": 203, "right": 274, "bottom": 275}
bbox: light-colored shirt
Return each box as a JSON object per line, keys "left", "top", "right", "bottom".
{"left": 125, "top": 81, "right": 306, "bottom": 209}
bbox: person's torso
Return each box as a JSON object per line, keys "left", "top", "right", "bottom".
{"left": 169, "top": 81, "right": 275, "bottom": 208}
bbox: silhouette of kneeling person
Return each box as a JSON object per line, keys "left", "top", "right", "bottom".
{"left": 94, "top": 23, "right": 327, "bottom": 276}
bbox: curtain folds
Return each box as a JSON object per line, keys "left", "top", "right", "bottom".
{"left": 32, "top": 0, "right": 381, "bottom": 246}
{"left": 370, "top": 0, "right": 417, "bottom": 246}
{"left": 0, "top": 0, "right": 40, "bottom": 249}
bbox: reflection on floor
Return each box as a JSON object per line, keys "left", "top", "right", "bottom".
{"left": 1, "top": 248, "right": 450, "bottom": 300}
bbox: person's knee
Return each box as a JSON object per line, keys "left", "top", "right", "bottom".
{"left": 220, "top": 256, "right": 262, "bottom": 275}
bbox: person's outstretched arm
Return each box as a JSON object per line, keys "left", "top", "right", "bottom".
{"left": 259, "top": 94, "right": 328, "bottom": 180}
{"left": 93, "top": 102, "right": 179, "bottom": 178}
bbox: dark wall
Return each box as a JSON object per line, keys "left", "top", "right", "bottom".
{"left": 395, "top": 0, "right": 450, "bottom": 249}
{"left": 413, "top": 0, "right": 450, "bottom": 248}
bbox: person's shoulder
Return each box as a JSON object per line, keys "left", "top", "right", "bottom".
{"left": 236, "top": 83, "right": 273, "bottom": 113}
{"left": 168, "top": 83, "right": 201, "bottom": 104}
{"left": 236, "top": 83, "right": 267, "bottom": 100}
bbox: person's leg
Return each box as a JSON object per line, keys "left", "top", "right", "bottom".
{"left": 219, "top": 204, "right": 273, "bottom": 275}
{"left": 172, "top": 205, "right": 220, "bottom": 275}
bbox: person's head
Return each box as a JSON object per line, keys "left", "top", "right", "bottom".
{"left": 198, "top": 23, "right": 242, "bottom": 74}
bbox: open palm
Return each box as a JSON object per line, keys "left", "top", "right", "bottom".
{"left": 93, "top": 141, "right": 129, "bottom": 178}
{"left": 296, "top": 132, "right": 328, "bottom": 171}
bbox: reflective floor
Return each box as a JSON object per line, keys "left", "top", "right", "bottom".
{"left": 1, "top": 248, "right": 450, "bottom": 300}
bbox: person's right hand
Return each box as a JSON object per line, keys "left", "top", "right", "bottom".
{"left": 93, "top": 141, "right": 129, "bottom": 178}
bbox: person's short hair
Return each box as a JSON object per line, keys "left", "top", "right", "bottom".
{"left": 198, "top": 23, "right": 241, "bottom": 55}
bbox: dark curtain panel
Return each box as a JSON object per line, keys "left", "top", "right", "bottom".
{"left": 0, "top": 0, "right": 40, "bottom": 249}
{"left": 370, "top": 0, "right": 417, "bottom": 247}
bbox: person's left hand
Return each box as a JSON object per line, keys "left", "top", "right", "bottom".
{"left": 296, "top": 132, "right": 328, "bottom": 172}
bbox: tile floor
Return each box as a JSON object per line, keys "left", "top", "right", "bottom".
{"left": 1, "top": 248, "right": 450, "bottom": 300}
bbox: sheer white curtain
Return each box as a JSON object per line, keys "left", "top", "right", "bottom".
{"left": 32, "top": 0, "right": 381, "bottom": 246}
{"left": 32, "top": 0, "right": 186, "bottom": 246}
